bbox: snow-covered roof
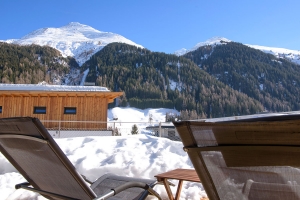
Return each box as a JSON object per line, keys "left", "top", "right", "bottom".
{"left": 0, "top": 83, "right": 110, "bottom": 92}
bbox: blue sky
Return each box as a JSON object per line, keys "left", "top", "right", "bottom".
{"left": 1, "top": 0, "right": 299, "bottom": 53}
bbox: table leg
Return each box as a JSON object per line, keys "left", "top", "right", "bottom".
{"left": 174, "top": 180, "right": 183, "bottom": 200}
{"left": 163, "top": 178, "right": 175, "bottom": 200}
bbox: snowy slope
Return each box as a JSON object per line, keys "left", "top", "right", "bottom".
{"left": 176, "top": 37, "right": 300, "bottom": 65}
{"left": 174, "top": 37, "right": 231, "bottom": 56}
{"left": 247, "top": 44, "right": 300, "bottom": 65}
{"left": 4, "top": 22, "right": 143, "bottom": 66}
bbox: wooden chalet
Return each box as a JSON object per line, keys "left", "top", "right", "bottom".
{"left": 0, "top": 84, "right": 123, "bottom": 129}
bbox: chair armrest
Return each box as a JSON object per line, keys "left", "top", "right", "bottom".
{"left": 15, "top": 182, "right": 31, "bottom": 189}
{"left": 93, "top": 182, "right": 162, "bottom": 200}
{"left": 15, "top": 182, "right": 78, "bottom": 200}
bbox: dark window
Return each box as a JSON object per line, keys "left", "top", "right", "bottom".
{"left": 0, "top": 106, "right": 2, "bottom": 113}
{"left": 64, "top": 107, "right": 76, "bottom": 114}
{"left": 34, "top": 107, "right": 46, "bottom": 114}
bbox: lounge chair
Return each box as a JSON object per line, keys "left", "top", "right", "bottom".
{"left": 173, "top": 114, "right": 300, "bottom": 200}
{"left": 0, "top": 117, "right": 161, "bottom": 200}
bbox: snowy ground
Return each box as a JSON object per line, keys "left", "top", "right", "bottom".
{"left": 107, "top": 107, "right": 180, "bottom": 135}
{"left": 0, "top": 107, "right": 207, "bottom": 200}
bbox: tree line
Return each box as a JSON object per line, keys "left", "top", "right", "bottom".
{"left": 0, "top": 42, "right": 78, "bottom": 84}
{"left": 184, "top": 42, "right": 300, "bottom": 112}
{"left": 82, "top": 42, "right": 264, "bottom": 118}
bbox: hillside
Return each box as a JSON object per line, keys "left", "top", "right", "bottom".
{"left": 175, "top": 37, "right": 300, "bottom": 66}
{"left": 0, "top": 42, "right": 79, "bottom": 84}
{"left": 183, "top": 42, "right": 300, "bottom": 112}
{"left": 82, "top": 42, "right": 263, "bottom": 118}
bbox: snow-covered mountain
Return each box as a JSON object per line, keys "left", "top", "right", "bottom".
{"left": 176, "top": 37, "right": 300, "bottom": 65}
{"left": 174, "top": 37, "right": 231, "bottom": 56}
{"left": 3, "top": 22, "right": 143, "bottom": 66}
{"left": 4, "top": 23, "right": 299, "bottom": 66}
{"left": 247, "top": 44, "right": 300, "bottom": 65}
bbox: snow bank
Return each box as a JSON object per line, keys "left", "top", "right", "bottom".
{"left": 0, "top": 135, "right": 206, "bottom": 200}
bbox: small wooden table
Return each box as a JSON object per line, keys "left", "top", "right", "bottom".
{"left": 155, "top": 168, "right": 201, "bottom": 200}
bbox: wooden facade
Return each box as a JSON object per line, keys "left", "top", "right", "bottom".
{"left": 0, "top": 87, "right": 123, "bottom": 129}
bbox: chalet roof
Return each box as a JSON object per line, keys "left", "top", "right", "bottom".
{"left": 0, "top": 83, "right": 109, "bottom": 92}
{"left": 0, "top": 84, "right": 123, "bottom": 103}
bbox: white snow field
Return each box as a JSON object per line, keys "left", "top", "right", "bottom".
{"left": 0, "top": 107, "right": 207, "bottom": 200}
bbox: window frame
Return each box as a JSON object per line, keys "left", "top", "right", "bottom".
{"left": 33, "top": 106, "right": 46, "bottom": 114}
{"left": 64, "top": 107, "right": 77, "bottom": 115}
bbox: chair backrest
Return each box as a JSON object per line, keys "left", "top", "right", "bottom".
{"left": 174, "top": 114, "right": 300, "bottom": 200}
{"left": 242, "top": 179, "right": 300, "bottom": 200}
{"left": 0, "top": 117, "right": 96, "bottom": 200}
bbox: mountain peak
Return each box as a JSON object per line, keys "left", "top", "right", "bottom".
{"left": 5, "top": 22, "right": 143, "bottom": 66}
{"left": 175, "top": 37, "right": 231, "bottom": 56}
{"left": 61, "top": 22, "right": 95, "bottom": 31}
{"left": 190, "top": 37, "right": 231, "bottom": 51}
{"left": 175, "top": 37, "right": 300, "bottom": 65}
{"left": 65, "top": 22, "right": 86, "bottom": 27}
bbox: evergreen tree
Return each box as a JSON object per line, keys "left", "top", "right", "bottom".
{"left": 0, "top": 42, "right": 78, "bottom": 84}
{"left": 131, "top": 124, "right": 139, "bottom": 135}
